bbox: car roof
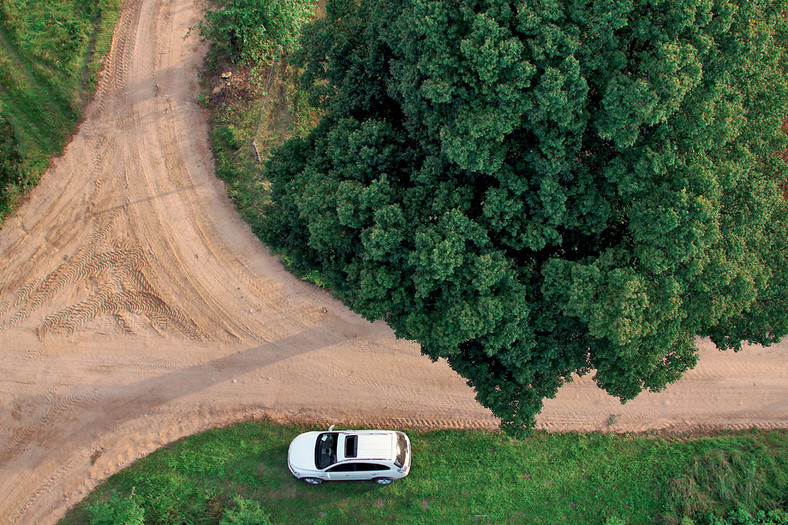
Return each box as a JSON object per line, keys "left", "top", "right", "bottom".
{"left": 338, "top": 431, "right": 395, "bottom": 461}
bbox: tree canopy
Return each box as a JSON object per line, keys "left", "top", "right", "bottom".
{"left": 262, "top": 0, "right": 788, "bottom": 431}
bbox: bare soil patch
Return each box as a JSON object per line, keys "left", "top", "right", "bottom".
{"left": 0, "top": 0, "right": 786, "bottom": 523}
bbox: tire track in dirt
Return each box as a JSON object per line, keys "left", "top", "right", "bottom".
{"left": 84, "top": 1, "right": 141, "bottom": 123}
{"left": 0, "top": 0, "right": 786, "bottom": 524}
{"left": 1, "top": 386, "right": 104, "bottom": 463}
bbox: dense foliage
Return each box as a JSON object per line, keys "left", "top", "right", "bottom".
{"left": 85, "top": 492, "right": 271, "bottom": 525}
{"left": 195, "top": 0, "right": 317, "bottom": 64}
{"left": 0, "top": 115, "right": 21, "bottom": 198}
{"left": 262, "top": 0, "right": 788, "bottom": 431}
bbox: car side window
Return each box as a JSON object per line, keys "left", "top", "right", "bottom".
{"left": 356, "top": 463, "right": 390, "bottom": 472}
{"left": 327, "top": 463, "right": 357, "bottom": 472}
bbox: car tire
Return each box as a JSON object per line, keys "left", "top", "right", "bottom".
{"left": 373, "top": 477, "right": 393, "bottom": 485}
{"left": 302, "top": 477, "right": 323, "bottom": 485}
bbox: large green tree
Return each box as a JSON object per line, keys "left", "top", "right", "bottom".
{"left": 263, "top": 0, "right": 788, "bottom": 431}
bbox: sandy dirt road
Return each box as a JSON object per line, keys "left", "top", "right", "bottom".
{"left": 0, "top": 0, "right": 786, "bottom": 523}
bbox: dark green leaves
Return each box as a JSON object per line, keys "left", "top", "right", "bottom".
{"left": 0, "top": 116, "right": 22, "bottom": 190}
{"left": 263, "top": 0, "right": 788, "bottom": 432}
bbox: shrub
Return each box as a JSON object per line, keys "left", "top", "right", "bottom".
{"left": 86, "top": 491, "right": 144, "bottom": 525}
{"left": 220, "top": 495, "right": 272, "bottom": 525}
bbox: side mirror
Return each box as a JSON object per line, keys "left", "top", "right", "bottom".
{"left": 328, "top": 424, "right": 335, "bottom": 431}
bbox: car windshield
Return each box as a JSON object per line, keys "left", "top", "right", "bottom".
{"left": 315, "top": 432, "right": 338, "bottom": 469}
{"left": 394, "top": 432, "right": 408, "bottom": 468}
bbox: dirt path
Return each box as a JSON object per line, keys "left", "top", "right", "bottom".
{"left": 0, "top": 0, "right": 786, "bottom": 523}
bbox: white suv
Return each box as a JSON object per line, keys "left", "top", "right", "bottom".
{"left": 287, "top": 427, "right": 411, "bottom": 485}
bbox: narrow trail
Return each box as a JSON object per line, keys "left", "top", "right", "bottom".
{"left": 0, "top": 0, "right": 785, "bottom": 523}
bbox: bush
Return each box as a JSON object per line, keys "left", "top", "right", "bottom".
{"left": 0, "top": 115, "right": 23, "bottom": 218}
{"left": 666, "top": 436, "right": 788, "bottom": 523}
{"left": 710, "top": 508, "right": 788, "bottom": 525}
{"left": 0, "top": 116, "right": 21, "bottom": 184}
{"left": 86, "top": 491, "right": 144, "bottom": 525}
{"left": 195, "top": 0, "right": 316, "bottom": 64}
{"left": 220, "top": 495, "right": 272, "bottom": 525}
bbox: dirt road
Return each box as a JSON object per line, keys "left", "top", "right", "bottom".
{"left": 0, "top": 0, "right": 786, "bottom": 523}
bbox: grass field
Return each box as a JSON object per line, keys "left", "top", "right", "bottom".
{"left": 0, "top": 0, "right": 120, "bottom": 223}
{"left": 58, "top": 421, "right": 788, "bottom": 525}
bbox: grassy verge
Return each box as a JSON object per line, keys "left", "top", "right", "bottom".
{"left": 58, "top": 421, "right": 788, "bottom": 525}
{"left": 201, "top": 54, "right": 318, "bottom": 235}
{"left": 203, "top": 57, "right": 327, "bottom": 290}
{"left": 0, "top": 0, "right": 121, "bottom": 224}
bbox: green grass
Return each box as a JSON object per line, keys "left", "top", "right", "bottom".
{"left": 0, "top": 0, "right": 120, "bottom": 223}
{"left": 59, "top": 421, "right": 788, "bottom": 525}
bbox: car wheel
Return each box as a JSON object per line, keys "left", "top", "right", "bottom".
{"left": 302, "top": 477, "right": 323, "bottom": 485}
{"left": 373, "top": 477, "right": 393, "bottom": 485}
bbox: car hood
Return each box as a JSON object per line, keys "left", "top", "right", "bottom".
{"left": 288, "top": 432, "right": 318, "bottom": 471}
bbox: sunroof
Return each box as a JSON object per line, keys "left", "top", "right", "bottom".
{"left": 344, "top": 435, "right": 358, "bottom": 458}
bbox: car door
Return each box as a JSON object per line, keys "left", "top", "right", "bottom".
{"left": 354, "top": 463, "right": 393, "bottom": 480}
{"left": 325, "top": 462, "right": 358, "bottom": 480}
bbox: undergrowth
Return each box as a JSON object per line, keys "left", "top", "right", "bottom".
{"left": 201, "top": 47, "right": 319, "bottom": 256}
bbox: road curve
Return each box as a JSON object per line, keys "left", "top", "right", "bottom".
{"left": 0, "top": 0, "right": 786, "bottom": 523}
